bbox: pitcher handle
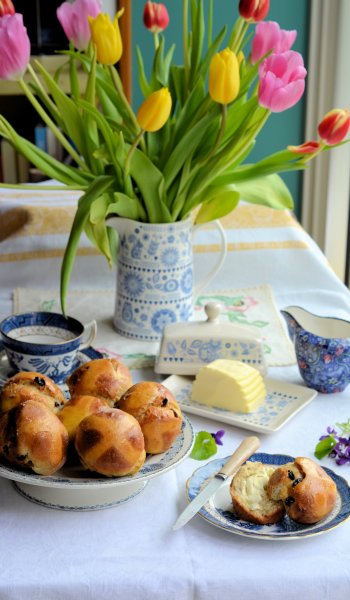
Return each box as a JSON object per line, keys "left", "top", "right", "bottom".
{"left": 79, "top": 320, "right": 97, "bottom": 350}
{"left": 192, "top": 220, "right": 227, "bottom": 298}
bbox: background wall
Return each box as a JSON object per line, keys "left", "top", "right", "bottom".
{"left": 131, "top": 0, "right": 311, "bottom": 219}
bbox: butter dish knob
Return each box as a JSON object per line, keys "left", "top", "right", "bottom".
{"left": 204, "top": 301, "right": 223, "bottom": 323}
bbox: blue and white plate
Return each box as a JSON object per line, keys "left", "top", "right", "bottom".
{"left": 0, "top": 350, "right": 195, "bottom": 510}
{"left": 187, "top": 453, "right": 350, "bottom": 540}
{"left": 0, "top": 415, "right": 194, "bottom": 510}
{"left": 164, "top": 375, "right": 317, "bottom": 433}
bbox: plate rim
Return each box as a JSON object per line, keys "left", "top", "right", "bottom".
{"left": 186, "top": 452, "right": 350, "bottom": 541}
{"left": 164, "top": 374, "right": 317, "bottom": 433}
{"left": 0, "top": 415, "right": 194, "bottom": 490}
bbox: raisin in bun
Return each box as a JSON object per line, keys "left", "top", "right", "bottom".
{"left": 67, "top": 358, "right": 132, "bottom": 407}
{"left": 58, "top": 395, "right": 109, "bottom": 442}
{"left": 75, "top": 408, "right": 146, "bottom": 477}
{"left": 267, "top": 457, "right": 337, "bottom": 524}
{"left": 230, "top": 461, "right": 285, "bottom": 525}
{"left": 118, "top": 381, "right": 182, "bottom": 454}
{"left": 0, "top": 371, "right": 66, "bottom": 414}
{"left": 0, "top": 400, "right": 68, "bottom": 476}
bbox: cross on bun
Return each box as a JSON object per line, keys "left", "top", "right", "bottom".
{"left": 267, "top": 457, "right": 337, "bottom": 524}
{"left": 0, "top": 399, "right": 68, "bottom": 476}
{"left": 67, "top": 358, "right": 132, "bottom": 406}
{"left": 58, "top": 394, "right": 110, "bottom": 442}
{"left": 74, "top": 408, "right": 146, "bottom": 477}
{"left": 0, "top": 371, "right": 66, "bottom": 414}
{"left": 118, "top": 381, "right": 183, "bottom": 454}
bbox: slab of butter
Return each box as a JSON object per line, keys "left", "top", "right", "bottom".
{"left": 190, "top": 359, "right": 266, "bottom": 413}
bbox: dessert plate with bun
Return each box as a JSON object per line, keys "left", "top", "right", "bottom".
{"left": 187, "top": 453, "right": 350, "bottom": 540}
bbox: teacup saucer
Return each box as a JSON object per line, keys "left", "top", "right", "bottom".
{"left": 0, "top": 345, "right": 103, "bottom": 387}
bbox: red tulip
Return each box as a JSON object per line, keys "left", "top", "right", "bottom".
{"left": 239, "top": 0, "right": 270, "bottom": 23}
{"left": 318, "top": 108, "right": 350, "bottom": 146}
{"left": 288, "top": 141, "right": 321, "bottom": 154}
{"left": 143, "top": 1, "right": 169, "bottom": 33}
{"left": 0, "top": 0, "right": 14, "bottom": 16}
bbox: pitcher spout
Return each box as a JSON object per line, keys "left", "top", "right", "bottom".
{"left": 280, "top": 306, "right": 302, "bottom": 342}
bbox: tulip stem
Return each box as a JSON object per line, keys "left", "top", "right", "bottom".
{"left": 26, "top": 63, "right": 61, "bottom": 123}
{"left": 108, "top": 65, "right": 139, "bottom": 133}
{"left": 153, "top": 32, "right": 159, "bottom": 50}
{"left": 208, "top": 0, "right": 213, "bottom": 47}
{"left": 18, "top": 78, "right": 88, "bottom": 172}
{"left": 124, "top": 129, "right": 144, "bottom": 179}
{"left": 183, "top": 0, "right": 190, "bottom": 95}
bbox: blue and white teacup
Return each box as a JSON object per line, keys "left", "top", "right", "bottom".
{"left": 0, "top": 312, "right": 97, "bottom": 384}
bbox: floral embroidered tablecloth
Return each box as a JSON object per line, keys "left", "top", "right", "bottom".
{"left": 13, "top": 284, "right": 295, "bottom": 368}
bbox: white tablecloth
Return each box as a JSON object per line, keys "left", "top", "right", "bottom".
{"left": 1, "top": 192, "right": 350, "bottom": 600}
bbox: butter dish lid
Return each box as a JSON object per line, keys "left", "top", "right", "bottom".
{"left": 154, "top": 301, "right": 267, "bottom": 376}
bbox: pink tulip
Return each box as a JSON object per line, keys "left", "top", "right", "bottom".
{"left": 258, "top": 51, "right": 307, "bottom": 113}
{"left": 318, "top": 108, "right": 350, "bottom": 145}
{"left": 0, "top": 14, "right": 30, "bottom": 81}
{"left": 251, "top": 21, "right": 297, "bottom": 64}
{"left": 57, "top": 0, "right": 101, "bottom": 51}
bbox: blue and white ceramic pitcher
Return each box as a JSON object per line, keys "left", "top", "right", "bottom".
{"left": 106, "top": 217, "right": 227, "bottom": 340}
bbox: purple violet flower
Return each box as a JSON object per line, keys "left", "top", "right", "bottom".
{"left": 211, "top": 429, "right": 225, "bottom": 446}
{"left": 317, "top": 424, "right": 350, "bottom": 465}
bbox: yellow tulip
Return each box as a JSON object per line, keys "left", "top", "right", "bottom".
{"left": 209, "top": 48, "right": 240, "bottom": 105}
{"left": 89, "top": 11, "right": 123, "bottom": 65}
{"left": 137, "top": 87, "right": 172, "bottom": 132}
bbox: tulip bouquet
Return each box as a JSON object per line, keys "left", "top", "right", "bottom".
{"left": 0, "top": 0, "right": 349, "bottom": 312}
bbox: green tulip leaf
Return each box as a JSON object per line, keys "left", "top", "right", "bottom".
{"left": 0, "top": 118, "right": 89, "bottom": 186}
{"left": 106, "top": 193, "right": 147, "bottom": 222}
{"left": 194, "top": 187, "right": 240, "bottom": 223}
{"left": 129, "top": 149, "right": 172, "bottom": 223}
{"left": 60, "top": 175, "right": 115, "bottom": 314}
{"left": 34, "top": 60, "right": 86, "bottom": 156}
{"left": 136, "top": 46, "right": 151, "bottom": 98}
{"left": 233, "top": 173, "right": 294, "bottom": 210}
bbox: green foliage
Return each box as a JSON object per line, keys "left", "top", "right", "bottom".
{"left": 0, "top": 1, "right": 319, "bottom": 311}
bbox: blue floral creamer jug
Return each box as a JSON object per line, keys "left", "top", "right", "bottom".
{"left": 106, "top": 217, "right": 227, "bottom": 340}
{"left": 281, "top": 305, "right": 350, "bottom": 393}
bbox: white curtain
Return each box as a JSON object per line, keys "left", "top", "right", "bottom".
{"left": 301, "top": 0, "right": 350, "bottom": 281}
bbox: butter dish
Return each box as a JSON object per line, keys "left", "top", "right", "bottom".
{"left": 154, "top": 302, "right": 267, "bottom": 376}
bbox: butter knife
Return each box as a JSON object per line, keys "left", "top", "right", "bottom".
{"left": 173, "top": 435, "right": 260, "bottom": 530}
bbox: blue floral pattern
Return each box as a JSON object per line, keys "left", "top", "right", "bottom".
{"left": 114, "top": 220, "right": 196, "bottom": 339}
{"left": 282, "top": 311, "right": 350, "bottom": 393}
{"left": 161, "top": 338, "right": 265, "bottom": 371}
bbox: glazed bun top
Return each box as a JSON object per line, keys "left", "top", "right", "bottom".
{"left": 118, "top": 381, "right": 181, "bottom": 419}
{"left": 67, "top": 358, "right": 132, "bottom": 406}
{"left": 0, "top": 371, "right": 66, "bottom": 414}
{"left": 267, "top": 456, "right": 337, "bottom": 524}
{"left": 0, "top": 399, "right": 68, "bottom": 476}
{"left": 74, "top": 408, "right": 146, "bottom": 477}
